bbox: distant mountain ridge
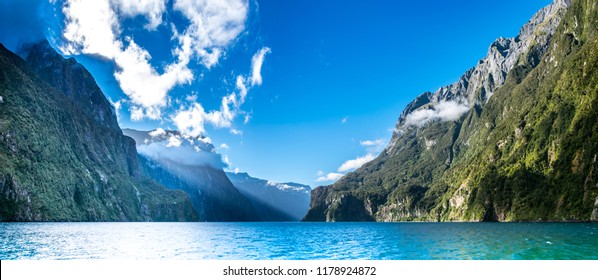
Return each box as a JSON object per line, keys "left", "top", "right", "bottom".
{"left": 305, "top": 0, "right": 598, "bottom": 222}
{"left": 0, "top": 41, "right": 198, "bottom": 221}
{"left": 226, "top": 171, "right": 311, "bottom": 221}
{"left": 124, "top": 128, "right": 309, "bottom": 221}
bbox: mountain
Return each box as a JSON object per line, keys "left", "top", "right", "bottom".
{"left": 0, "top": 41, "right": 198, "bottom": 221}
{"left": 305, "top": 0, "right": 598, "bottom": 222}
{"left": 226, "top": 172, "right": 311, "bottom": 221}
{"left": 124, "top": 128, "right": 274, "bottom": 221}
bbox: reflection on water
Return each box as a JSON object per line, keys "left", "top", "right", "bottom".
{"left": 1, "top": 222, "right": 597, "bottom": 260}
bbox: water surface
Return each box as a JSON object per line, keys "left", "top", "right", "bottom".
{"left": 1, "top": 222, "right": 597, "bottom": 259}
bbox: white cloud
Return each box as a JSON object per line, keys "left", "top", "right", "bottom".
{"left": 316, "top": 143, "right": 380, "bottom": 184}
{"left": 60, "top": 0, "right": 249, "bottom": 121}
{"left": 112, "top": 0, "right": 166, "bottom": 30}
{"left": 172, "top": 102, "right": 208, "bottom": 137}
{"left": 219, "top": 143, "right": 229, "bottom": 150}
{"left": 109, "top": 98, "right": 124, "bottom": 119}
{"left": 198, "top": 136, "right": 212, "bottom": 145}
{"left": 61, "top": 0, "right": 121, "bottom": 59}
{"left": 404, "top": 100, "right": 469, "bottom": 127}
{"left": 360, "top": 138, "right": 386, "bottom": 154}
{"left": 360, "top": 139, "right": 384, "bottom": 147}
{"left": 138, "top": 139, "right": 226, "bottom": 169}
{"left": 338, "top": 153, "right": 375, "bottom": 172}
{"left": 250, "top": 47, "right": 271, "bottom": 86}
{"left": 173, "top": 0, "right": 248, "bottom": 67}
{"left": 185, "top": 94, "right": 198, "bottom": 102}
{"left": 236, "top": 75, "right": 248, "bottom": 103}
{"left": 166, "top": 135, "right": 182, "bottom": 147}
{"left": 114, "top": 38, "right": 193, "bottom": 119}
{"left": 171, "top": 46, "right": 272, "bottom": 137}
{"left": 111, "top": 99, "right": 122, "bottom": 111}
{"left": 130, "top": 106, "right": 144, "bottom": 121}
{"left": 316, "top": 172, "right": 344, "bottom": 182}
{"left": 149, "top": 128, "right": 166, "bottom": 137}
{"left": 222, "top": 154, "right": 231, "bottom": 166}
{"left": 60, "top": 0, "right": 272, "bottom": 139}
{"left": 171, "top": 97, "right": 240, "bottom": 138}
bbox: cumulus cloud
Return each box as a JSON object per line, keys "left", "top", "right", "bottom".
{"left": 59, "top": 0, "right": 249, "bottom": 121}
{"left": 171, "top": 102, "right": 209, "bottom": 137}
{"left": 130, "top": 106, "right": 145, "bottom": 121}
{"left": 166, "top": 135, "right": 183, "bottom": 147}
{"left": 112, "top": 0, "right": 166, "bottom": 30}
{"left": 172, "top": 47, "right": 270, "bottom": 137}
{"left": 338, "top": 153, "right": 376, "bottom": 173}
{"left": 173, "top": 0, "right": 248, "bottom": 67}
{"left": 404, "top": 100, "right": 469, "bottom": 127}
{"left": 316, "top": 172, "right": 344, "bottom": 182}
{"left": 250, "top": 47, "right": 271, "bottom": 86}
{"left": 171, "top": 93, "right": 240, "bottom": 138}
{"left": 61, "top": 0, "right": 121, "bottom": 58}
{"left": 149, "top": 128, "right": 166, "bottom": 137}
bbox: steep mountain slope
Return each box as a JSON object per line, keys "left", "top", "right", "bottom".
{"left": 0, "top": 41, "right": 198, "bottom": 221}
{"left": 226, "top": 172, "right": 311, "bottom": 221}
{"left": 305, "top": 0, "right": 598, "bottom": 222}
{"left": 124, "top": 129, "right": 271, "bottom": 221}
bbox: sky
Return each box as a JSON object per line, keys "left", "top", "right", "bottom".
{"left": 0, "top": 0, "right": 553, "bottom": 186}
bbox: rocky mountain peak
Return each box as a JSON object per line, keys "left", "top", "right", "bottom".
{"left": 386, "top": 0, "right": 570, "bottom": 153}
{"left": 17, "top": 40, "right": 120, "bottom": 131}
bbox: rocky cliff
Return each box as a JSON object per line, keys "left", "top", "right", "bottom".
{"left": 305, "top": 0, "right": 598, "bottom": 222}
{"left": 0, "top": 41, "right": 198, "bottom": 221}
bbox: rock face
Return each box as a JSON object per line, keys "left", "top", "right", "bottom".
{"left": 0, "top": 41, "right": 198, "bottom": 221}
{"left": 305, "top": 0, "right": 598, "bottom": 222}
{"left": 226, "top": 172, "right": 311, "bottom": 221}
{"left": 18, "top": 41, "right": 120, "bottom": 130}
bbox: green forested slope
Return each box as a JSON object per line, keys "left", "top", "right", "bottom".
{"left": 0, "top": 43, "right": 198, "bottom": 221}
{"left": 305, "top": 0, "right": 597, "bottom": 222}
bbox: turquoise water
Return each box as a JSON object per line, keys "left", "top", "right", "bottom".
{"left": 1, "top": 222, "right": 597, "bottom": 260}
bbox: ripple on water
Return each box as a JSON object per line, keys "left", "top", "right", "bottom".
{"left": 1, "top": 222, "right": 597, "bottom": 259}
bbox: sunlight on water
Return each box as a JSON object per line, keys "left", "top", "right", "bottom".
{"left": 1, "top": 222, "right": 597, "bottom": 260}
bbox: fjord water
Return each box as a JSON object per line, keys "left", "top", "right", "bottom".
{"left": 1, "top": 222, "right": 597, "bottom": 260}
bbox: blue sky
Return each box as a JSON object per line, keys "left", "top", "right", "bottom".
{"left": 0, "top": 0, "right": 552, "bottom": 186}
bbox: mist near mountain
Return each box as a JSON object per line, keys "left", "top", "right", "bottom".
{"left": 226, "top": 172, "right": 311, "bottom": 221}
